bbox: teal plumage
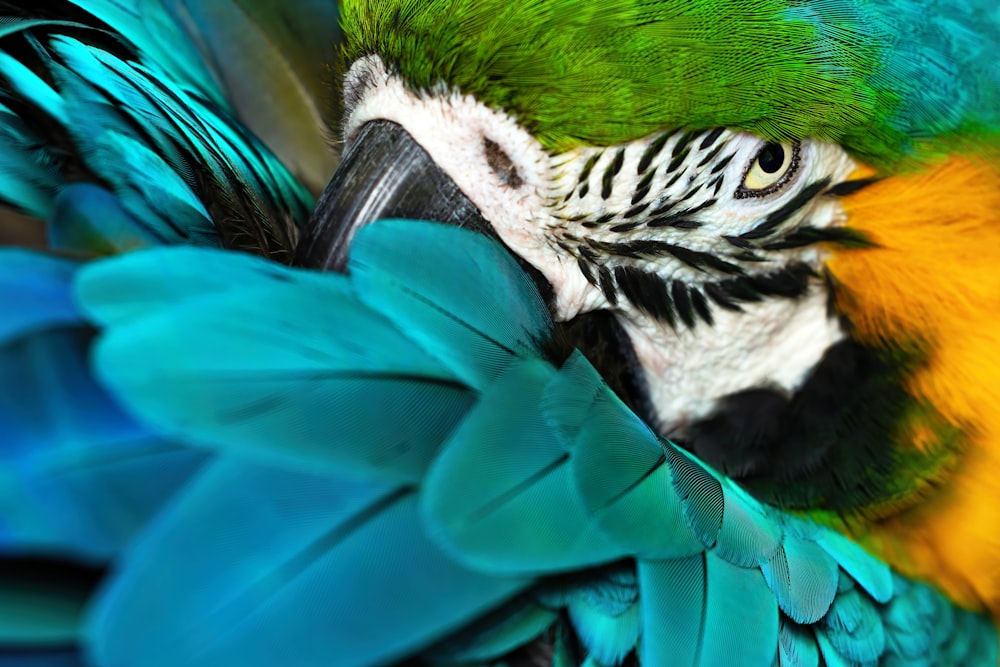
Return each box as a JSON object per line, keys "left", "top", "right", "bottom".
{"left": 72, "top": 221, "right": 998, "bottom": 666}
{"left": 0, "top": 1, "right": 320, "bottom": 257}
{"left": 0, "top": 1, "right": 998, "bottom": 666}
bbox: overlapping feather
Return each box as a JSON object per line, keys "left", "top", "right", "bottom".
{"left": 0, "top": 1, "right": 321, "bottom": 258}
{"left": 76, "top": 221, "right": 998, "bottom": 666}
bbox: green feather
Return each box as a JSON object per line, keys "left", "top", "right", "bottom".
{"left": 342, "top": 0, "right": 1000, "bottom": 167}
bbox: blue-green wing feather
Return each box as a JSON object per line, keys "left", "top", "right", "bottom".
{"left": 350, "top": 219, "right": 552, "bottom": 389}
{"left": 83, "top": 249, "right": 472, "bottom": 481}
{"left": 88, "top": 460, "right": 529, "bottom": 667}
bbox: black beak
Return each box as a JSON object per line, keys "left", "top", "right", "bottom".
{"left": 293, "top": 120, "right": 494, "bottom": 272}
{"left": 292, "top": 118, "right": 651, "bottom": 420}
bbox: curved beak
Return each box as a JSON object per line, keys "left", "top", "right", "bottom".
{"left": 292, "top": 118, "right": 649, "bottom": 418}
{"left": 293, "top": 120, "right": 493, "bottom": 271}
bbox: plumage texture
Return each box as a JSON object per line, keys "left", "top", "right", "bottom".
{"left": 823, "top": 155, "right": 1000, "bottom": 612}
{"left": 76, "top": 221, "right": 998, "bottom": 666}
{"left": 0, "top": 0, "right": 998, "bottom": 665}
{"left": 0, "top": 1, "right": 319, "bottom": 259}
{"left": 341, "top": 0, "right": 1000, "bottom": 166}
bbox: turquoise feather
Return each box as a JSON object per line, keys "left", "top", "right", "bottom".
{"left": 564, "top": 572, "right": 641, "bottom": 666}
{"left": 74, "top": 221, "right": 1000, "bottom": 665}
{"left": 64, "top": 0, "right": 339, "bottom": 193}
{"left": 349, "top": 219, "right": 553, "bottom": 390}
{"left": 88, "top": 460, "right": 529, "bottom": 667}
{"left": 75, "top": 245, "right": 312, "bottom": 325}
{"left": 778, "top": 619, "right": 820, "bottom": 667}
{"left": 79, "top": 248, "right": 472, "bottom": 481}
{"left": 48, "top": 184, "right": 153, "bottom": 255}
{"left": 551, "top": 352, "right": 704, "bottom": 560}
{"left": 422, "top": 357, "right": 624, "bottom": 575}
{"left": 0, "top": 6, "right": 314, "bottom": 258}
{"left": 427, "top": 599, "right": 558, "bottom": 664}
{"left": 821, "top": 585, "right": 885, "bottom": 663}
{"left": 0, "top": 563, "right": 90, "bottom": 647}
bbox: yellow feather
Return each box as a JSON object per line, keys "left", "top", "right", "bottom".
{"left": 828, "top": 156, "right": 1000, "bottom": 613}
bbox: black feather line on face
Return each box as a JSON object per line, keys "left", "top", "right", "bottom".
{"left": 739, "top": 178, "right": 830, "bottom": 240}
{"left": 590, "top": 261, "right": 814, "bottom": 331}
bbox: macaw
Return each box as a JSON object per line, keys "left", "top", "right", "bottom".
{"left": 0, "top": 1, "right": 999, "bottom": 667}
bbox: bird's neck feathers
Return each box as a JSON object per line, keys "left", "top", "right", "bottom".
{"left": 827, "top": 155, "right": 1000, "bottom": 614}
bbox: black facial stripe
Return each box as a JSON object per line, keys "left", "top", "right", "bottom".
{"left": 601, "top": 148, "right": 626, "bottom": 199}
{"left": 665, "top": 147, "right": 689, "bottom": 174}
{"left": 689, "top": 287, "right": 713, "bottom": 325}
{"left": 614, "top": 264, "right": 676, "bottom": 327}
{"left": 610, "top": 221, "right": 642, "bottom": 233}
{"left": 622, "top": 201, "right": 651, "bottom": 219}
{"left": 709, "top": 174, "right": 725, "bottom": 196}
{"left": 576, "top": 256, "right": 596, "bottom": 285}
{"left": 704, "top": 282, "right": 743, "bottom": 311}
{"left": 739, "top": 178, "right": 830, "bottom": 240}
{"left": 671, "top": 129, "right": 700, "bottom": 158}
{"left": 671, "top": 279, "right": 695, "bottom": 327}
{"left": 824, "top": 177, "right": 880, "bottom": 197}
{"left": 698, "top": 127, "right": 725, "bottom": 150}
{"left": 637, "top": 132, "right": 672, "bottom": 174}
{"left": 631, "top": 169, "right": 657, "bottom": 205}
{"left": 760, "top": 225, "right": 872, "bottom": 251}
{"left": 697, "top": 143, "right": 724, "bottom": 168}
{"left": 577, "top": 152, "right": 601, "bottom": 185}
{"left": 646, "top": 198, "right": 715, "bottom": 228}
{"left": 597, "top": 264, "right": 617, "bottom": 305}
{"left": 710, "top": 153, "right": 734, "bottom": 174}
{"left": 588, "top": 261, "right": 814, "bottom": 330}
{"left": 586, "top": 239, "right": 745, "bottom": 275}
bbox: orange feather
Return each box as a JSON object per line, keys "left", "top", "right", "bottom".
{"left": 827, "top": 155, "right": 1000, "bottom": 613}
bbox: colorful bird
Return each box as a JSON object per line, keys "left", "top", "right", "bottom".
{"left": 0, "top": 0, "right": 999, "bottom": 665}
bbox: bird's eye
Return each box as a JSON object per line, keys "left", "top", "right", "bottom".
{"left": 736, "top": 141, "right": 800, "bottom": 198}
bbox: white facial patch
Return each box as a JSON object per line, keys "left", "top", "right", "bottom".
{"left": 344, "top": 56, "right": 597, "bottom": 317}
{"left": 343, "top": 55, "right": 860, "bottom": 432}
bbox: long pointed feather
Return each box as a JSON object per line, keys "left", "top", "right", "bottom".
{"left": 90, "top": 273, "right": 470, "bottom": 481}
{"left": 422, "top": 358, "right": 622, "bottom": 575}
{"left": 88, "top": 460, "right": 529, "bottom": 667}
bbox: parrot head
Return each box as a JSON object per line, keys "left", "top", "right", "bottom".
{"left": 296, "top": 0, "right": 1000, "bottom": 613}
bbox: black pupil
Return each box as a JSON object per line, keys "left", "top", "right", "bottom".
{"left": 757, "top": 143, "right": 785, "bottom": 174}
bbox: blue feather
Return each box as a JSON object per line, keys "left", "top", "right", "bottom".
{"left": 0, "top": 249, "right": 79, "bottom": 340}
{"left": 84, "top": 252, "right": 471, "bottom": 481}
{"left": 0, "top": 649, "right": 84, "bottom": 667}
{"left": 48, "top": 184, "right": 154, "bottom": 255}
{"left": 422, "top": 357, "right": 622, "bottom": 575}
{"left": 0, "top": 248, "right": 204, "bottom": 559}
{"left": 88, "top": 460, "right": 529, "bottom": 667}
{"left": 0, "top": 326, "right": 205, "bottom": 559}
{"left": 350, "top": 219, "right": 553, "bottom": 389}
